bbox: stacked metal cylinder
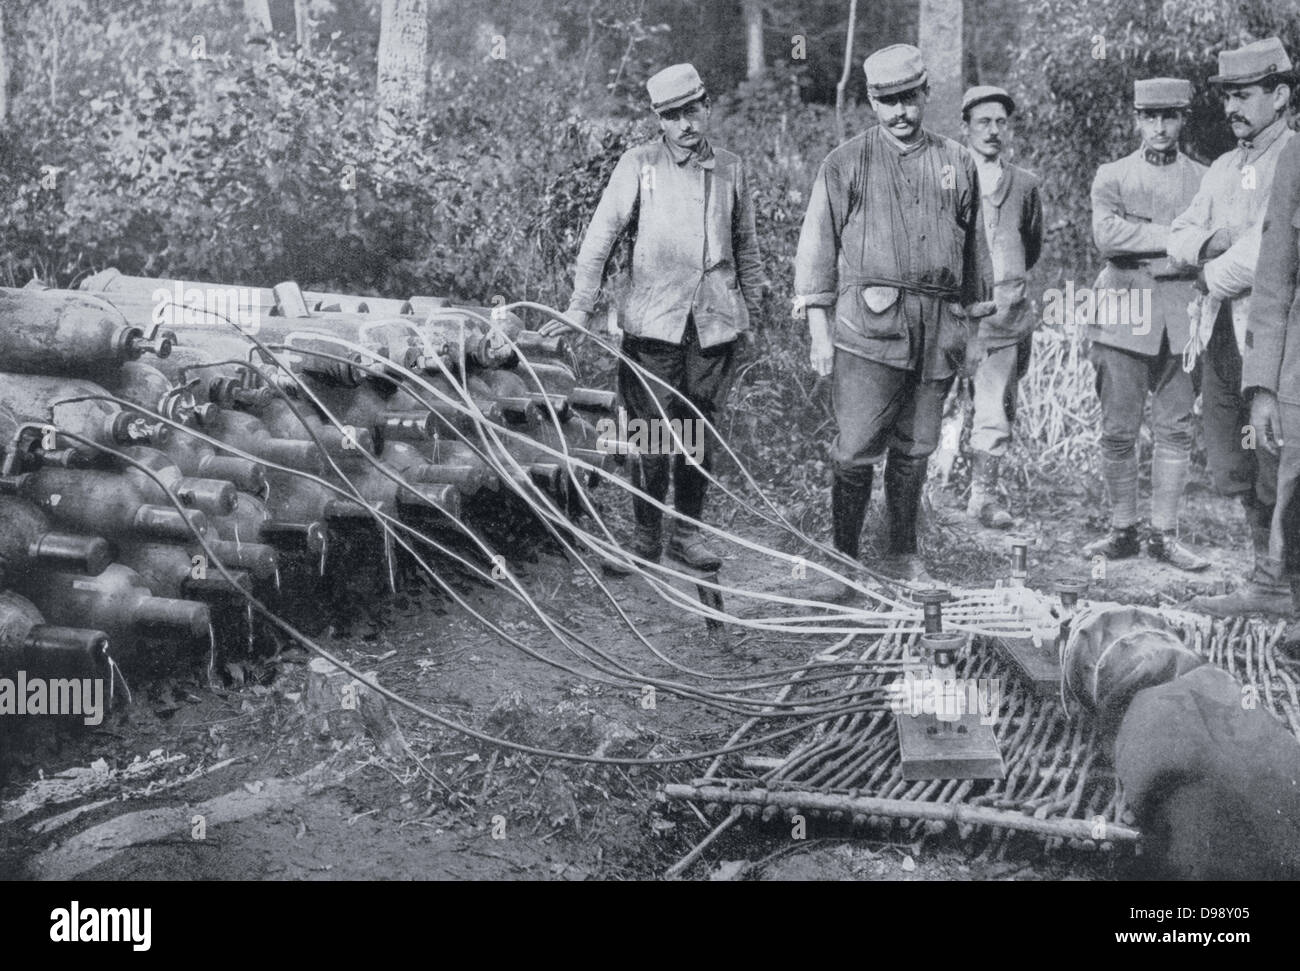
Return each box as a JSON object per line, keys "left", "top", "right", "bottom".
{"left": 0, "top": 273, "right": 619, "bottom": 699}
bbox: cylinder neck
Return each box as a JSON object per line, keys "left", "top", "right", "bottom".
{"left": 28, "top": 531, "right": 113, "bottom": 575}
{"left": 132, "top": 595, "right": 210, "bottom": 640}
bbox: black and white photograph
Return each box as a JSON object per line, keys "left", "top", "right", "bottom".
{"left": 0, "top": 0, "right": 1296, "bottom": 924}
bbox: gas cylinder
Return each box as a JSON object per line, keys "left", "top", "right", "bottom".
{"left": 0, "top": 496, "right": 112, "bottom": 585}
{"left": 22, "top": 563, "right": 210, "bottom": 661}
{"left": 0, "top": 286, "right": 173, "bottom": 377}
{"left": 208, "top": 491, "right": 325, "bottom": 554}
{"left": 0, "top": 590, "right": 110, "bottom": 680}
{"left": 1, "top": 466, "right": 209, "bottom": 542}
{"left": 114, "top": 542, "right": 253, "bottom": 600}
{"left": 381, "top": 441, "right": 488, "bottom": 496}
{"left": 0, "top": 373, "right": 168, "bottom": 455}
{"left": 117, "top": 446, "right": 237, "bottom": 517}
{"left": 474, "top": 369, "right": 571, "bottom": 423}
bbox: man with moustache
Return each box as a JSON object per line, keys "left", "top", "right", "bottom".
{"left": 1243, "top": 131, "right": 1300, "bottom": 653}
{"left": 1083, "top": 79, "right": 1208, "bottom": 570}
{"left": 543, "top": 63, "right": 767, "bottom": 575}
{"left": 959, "top": 85, "right": 1043, "bottom": 530}
{"left": 1169, "top": 38, "right": 1295, "bottom": 614}
{"left": 795, "top": 44, "right": 988, "bottom": 597}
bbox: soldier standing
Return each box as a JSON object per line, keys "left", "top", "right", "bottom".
{"left": 960, "top": 85, "right": 1044, "bottom": 529}
{"left": 543, "top": 63, "right": 767, "bottom": 574}
{"left": 1168, "top": 38, "right": 1295, "bottom": 614}
{"left": 1243, "top": 133, "right": 1300, "bottom": 651}
{"left": 794, "top": 44, "right": 986, "bottom": 596}
{"left": 1083, "top": 78, "right": 1208, "bottom": 570}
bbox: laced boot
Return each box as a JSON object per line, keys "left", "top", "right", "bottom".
{"left": 1087, "top": 447, "right": 1140, "bottom": 560}
{"left": 1083, "top": 523, "right": 1142, "bottom": 560}
{"left": 666, "top": 521, "right": 723, "bottom": 572}
{"left": 1146, "top": 446, "right": 1209, "bottom": 571}
{"left": 1147, "top": 530, "right": 1211, "bottom": 572}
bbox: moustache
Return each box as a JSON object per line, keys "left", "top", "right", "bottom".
{"left": 1228, "top": 115, "right": 1249, "bottom": 125}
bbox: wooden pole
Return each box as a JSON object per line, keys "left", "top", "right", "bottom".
{"left": 663, "top": 783, "right": 1141, "bottom": 842}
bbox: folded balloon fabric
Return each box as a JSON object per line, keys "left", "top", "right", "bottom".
{"left": 1064, "top": 604, "right": 1300, "bottom": 879}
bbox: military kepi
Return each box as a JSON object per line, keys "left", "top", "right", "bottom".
{"left": 1210, "top": 37, "right": 1293, "bottom": 85}
{"left": 863, "top": 44, "right": 928, "bottom": 97}
{"left": 646, "top": 63, "right": 706, "bottom": 113}
{"left": 961, "top": 85, "right": 1016, "bottom": 115}
{"left": 1134, "top": 78, "right": 1192, "bottom": 109}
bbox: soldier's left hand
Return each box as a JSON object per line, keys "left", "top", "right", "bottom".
{"left": 1250, "top": 390, "right": 1284, "bottom": 455}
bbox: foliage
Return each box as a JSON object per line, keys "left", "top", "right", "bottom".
{"left": 1011, "top": 0, "right": 1300, "bottom": 282}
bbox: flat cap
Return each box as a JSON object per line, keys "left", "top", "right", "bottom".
{"left": 1133, "top": 77, "right": 1192, "bottom": 109}
{"left": 646, "top": 63, "right": 707, "bottom": 113}
{"left": 864, "top": 44, "right": 928, "bottom": 98}
{"left": 961, "top": 84, "right": 1016, "bottom": 116}
{"left": 1210, "top": 37, "right": 1293, "bottom": 86}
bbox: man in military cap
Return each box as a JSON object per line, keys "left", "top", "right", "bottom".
{"left": 1168, "top": 38, "right": 1295, "bottom": 613}
{"left": 1084, "top": 78, "right": 1208, "bottom": 571}
{"left": 543, "top": 63, "right": 767, "bottom": 574}
{"left": 959, "top": 85, "right": 1043, "bottom": 529}
{"left": 795, "top": 44, "right": 987, "bottom": 595}
{"left": 1243, "top": 129, "right": 1300, "bottom": 652}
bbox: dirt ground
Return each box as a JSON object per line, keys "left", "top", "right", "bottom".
{"left": 0, "top": 468, "right": 1253, "bottom": 881}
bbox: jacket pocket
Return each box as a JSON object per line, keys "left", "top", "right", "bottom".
{"left": 839, "top": 286, "right": 906, "bottom": 340}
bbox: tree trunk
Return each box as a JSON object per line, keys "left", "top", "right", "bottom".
{"left": 243, "top": 0, "right": 273, "bottom": 40}
{"left": 0, "top": 6, "right": 8, "bottom": 127}
{"left": 742, "top": 0, "right": 764, "bottom": 80}
{"left": 918, "top": 0, "right": 963, "bottom": 139}
{"left": 834, "top": 0, "right": 859, "bottom": 143}
{"left": 377, "top": 0, "right": 429, "bottom": 135}
{"left": 294, "top": 0, "right": 311, "bottom": 53}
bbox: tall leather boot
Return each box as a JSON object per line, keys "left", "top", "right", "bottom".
{"left": 808, "top": 466, "right": 873, "bottom": 603}
{"left": 967, "top": 451, "right": 1013, "bottom": 529}
{"left": 666, "top": 453, "right": 721, "bottom": 572}
{"left": 602, "top": 452, "right": 668, "bottom": 578}
{"left": 1191, "top": 495, "right": 1291, "bottom": 616}
{"left": 882, "top": 453, "right": 933, "bottom": 583}
{"left": 1146, "top": 446, "right": 1210, "bottom": 572}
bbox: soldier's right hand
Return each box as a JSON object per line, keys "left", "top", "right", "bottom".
{"left": 1250, "top": 390, "right": 1284, "bottom": 455}
{"left": 539, "top": 310, "right": 590, "bottom": 338}
{"left": 809, "top": 330, "right": 834, "bottom": 377}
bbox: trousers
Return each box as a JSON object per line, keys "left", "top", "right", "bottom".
{"left": 617, "top": 316, "right": 738, "bottom": 528}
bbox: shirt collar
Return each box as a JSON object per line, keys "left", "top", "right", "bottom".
{"left": 970, "top": 149, "right": 1004, "bottom": 193}
{"left": 878, "top": 124, "right": 928, "bottom": 155}
{"left": 663, "top": 135, "right": 715, "bottom": 169}
{"left": 1143, "top": 146, "right": 1178, "bottom": 166}
{"left": 1239, "top": 116, "right": 1289, "bottom": 156}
